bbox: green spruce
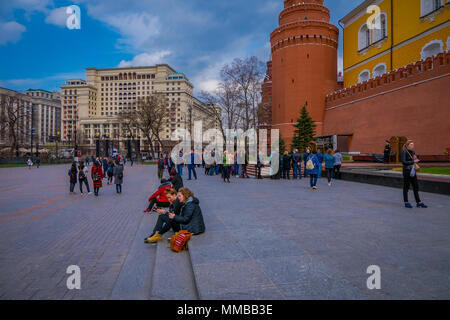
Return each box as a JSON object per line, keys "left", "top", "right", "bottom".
{"left": 291, "top": 104, "right": 316, "bottom": 152}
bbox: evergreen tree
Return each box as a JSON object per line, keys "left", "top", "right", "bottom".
{"left": 291, "top": 104, "right": 316, "bottom": 152}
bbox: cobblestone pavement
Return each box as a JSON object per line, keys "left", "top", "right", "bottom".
{"left": 0, "top": 164, "right": 449, "bottom": 299}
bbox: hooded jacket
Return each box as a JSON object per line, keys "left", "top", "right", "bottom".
{"left": 173, "top": 197, "right": 206, "bottom": 235}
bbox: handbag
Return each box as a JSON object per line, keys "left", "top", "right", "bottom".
{"left": 406, "top": 149, "right": 420, "bottom": 172}
{"left": 170, "top": 230, "right": 193, "bottom": 253}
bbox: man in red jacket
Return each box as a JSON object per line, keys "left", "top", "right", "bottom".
{"left": 143, "top": 179, "right": 172, "bottom": 213}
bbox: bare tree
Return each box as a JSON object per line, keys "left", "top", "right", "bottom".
{"left": 221, "top": 56, "right": 264, "bottom": 131}
{"left": 118, "top": 94, "right": 169, "bottom": 156}
{"left": 0, "top": 92, "right": 31, "bottom": 157}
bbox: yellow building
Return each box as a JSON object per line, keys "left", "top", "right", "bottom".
{"left": 341, "top": 0, "right": 450, "bottom": 88}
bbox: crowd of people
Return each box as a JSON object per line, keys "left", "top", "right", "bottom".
{"left": 67, "top": 155, "right": 125, "bottom": 197}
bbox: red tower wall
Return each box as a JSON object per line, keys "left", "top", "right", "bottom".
{"left": 323, "top": 52, "right": 450, "bottom": 155}
{"left": 270, "top": 0, "right": 339, "bottom": 145}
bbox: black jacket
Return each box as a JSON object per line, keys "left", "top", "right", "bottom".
{"left": 401, "top": 149, "right": 415, "bottom": 175}
{"left": 169, "top": 174, "right": 183, "bottom": 191}
{"left": 169, "top": 198, "right": 182, "bottom": 216}
{"left": 173, "top": 197, "right": 206, "bottom": 235}
{"left": 282, "top": 154, "right": 292, "bottom": 169}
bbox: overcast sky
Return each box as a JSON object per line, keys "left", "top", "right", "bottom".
{"left": 0, "top": 0, "right": 364, "bottom": 94}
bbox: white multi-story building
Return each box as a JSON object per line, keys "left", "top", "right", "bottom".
{"left": 61, "top": 64, "right": 220, "bottom": 155}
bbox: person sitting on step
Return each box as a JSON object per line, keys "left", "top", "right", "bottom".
{"left": 143, "top": 179, "right": 172, "bottom": 213}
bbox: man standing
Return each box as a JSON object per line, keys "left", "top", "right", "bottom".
{"left": 188, "top": 149, "right": 197, "bottom": 180}
{"left": 292, "top": 149, "right": 302, "bottom": 180}
{"left": 384, "top": 141, "right": 391, "bottom": 164}
{"left": 177, "top": 149, "right": 184, "bottom": 177}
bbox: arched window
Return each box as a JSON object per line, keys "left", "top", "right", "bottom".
{"left": 373, "top": 63, "right": 387, "bottom": 78}
{"left": 358, "top": 70, "right": 371, "bottom": 83}
{"left": 421, "top": 0, "right": 443, "bottom": 17}
{"left": 372, "top": 13, "right": 387, "bottom": 43}
{"left": 421, "top": 40, "right": 444, "bottom": 60}
{"left": 358, "top": 23, "right": 370, "bottom": 51}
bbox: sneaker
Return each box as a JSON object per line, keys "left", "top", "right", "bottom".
{"left": 417, "top": 203, "right": 428, "bottom": 208}
{"left": 88, "top": 192, "right": 92, "bottom": 195}
{"left": 405, "top": 203, "right": 413, "bottom": 209}
{"left": 143, "top": 209, "right": 151, "bottom": 213}
{"left": 328, "top": 182, "right": 331, "bottom": 186}
{"left": 312, "top": 186, "right": 318, "bottom": 190}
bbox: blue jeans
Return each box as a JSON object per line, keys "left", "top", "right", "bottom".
{"left": 293, "top": 163, "right": 301, "bottom": 179}
{"left": 310, "top": 174, "right": 318, "bottom": 187}
{"left": 234, "top": 164, "right": 239, "bottom": 176}
{"left": 116, "top": 184, "right": 122, "bottom": 193}
{"left": 215, "top": 165, "right": 220, "bottom": 175}
{"left": 209, "top": 166, "right": 215, "bottom": 176}
{"left": 318, "top": 163, "right": 323, "bottom": 178}
{"left": 177, "top": 164, "right": 183, "bottom": 176}
{"left": 188, "top": 164, "right": 197, "bottom": 180}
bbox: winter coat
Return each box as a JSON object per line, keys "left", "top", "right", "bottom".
{"left": 292, "top": 152, "right": 302, "bottom": 164}
{"left": 169, "top": 173, "right": 183, "bottom": 191}
{"left": 317, "top": 152, "right": 324, "bottom": 164}
{"left": 401, "top": 149, "right": 416, "bottom": 176}
{"left": 69, "top": 166, "right": 78, "bottom": 184}
{"left": 148, "top": 182, "right": 172, "bottom": 203}
{"left": 282, "top": 154, "right": 292, "bottom": 169}
{"left": 113, "top": 165, "right": 124, "bottom": 185}
{"left": 91, "top": 165, "right": 103, "bottom": 188}
{"left": 305, "top": 154, "right": 320, "bottom": 175}
{"left": 173, "top": 197, "right": 206, "bottom": 235}
{"left": 78, "top": 165, "right": 89, "bottom": 181}
{"left": 324, "top": 153, "right": 335, "bottom": 169}
{"left": 334, "top": 153, "right": 343, "bottom": 166}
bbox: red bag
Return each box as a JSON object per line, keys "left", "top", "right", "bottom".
{"left": 170, "top": 230, "right": 193, "bottom": 252}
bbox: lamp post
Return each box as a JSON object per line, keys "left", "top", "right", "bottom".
{"left": 95, "top": 131, "right": 100, "bottom": 158}
{"left": 127, "top": 130, "right": 132, "bottom": 159}
{"left": 104, "top": 131, "right": 110, "bottom": 157}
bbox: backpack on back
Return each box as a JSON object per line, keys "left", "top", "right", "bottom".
{"left": 306, "top": 158, "right": 315, "bottom": 170}
{"left": 170, "top": 230, "right": 193, "bottom": 253}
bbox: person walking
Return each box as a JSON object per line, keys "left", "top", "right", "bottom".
{"left": 177, "top": 150, "right": 184, "bottom": 177}
{"left": 222, "top": 151, "right": 231, "bottom": 183}
{"left": 256, "top": 152, "right": 263, "bottom": 180}
{"left": 303, "top": 148, "right": 311, "bottom": 178}
{"left": 333, "top": 150, "right": 343, "bottom": 180}
{"left": 188, "top": 149, "right": 197, "bottom": 180}
{"left": 324, "top": 149, "right": 335, "bottom": 186}
{"left": 292, "top": 149, "right": 302, "bottom": 180}
{"left": 316, "top": 150, "right": 324, "bottom": 179}
{"left": 36, "top": 157, "right": 41, "bottom": 169}
{"left": 113, "top": 160, "right": 124, "bottom": 194}
{"left": 69, "top": 162, "right": 78, "bottom": 194}
{"left": 282, "top": 151, "right": 292, "bottom": 180}
{"left": 157, "top": 155, "right": 165, "bottom": 180}
{"left": 91, "top": 160, "right": 103, "bottom": 196}
{"left": 27, "top": 158, "right": 33, "bottom": 170}
{"left": 165, "top": 153, "right": 173, "bottom": 176}
{"left": 78, "top": 161, "right": 91, "bottom": 194}
{"left": 402, "top": 141, "right": 428, "bottom": 209}
{"left": 106, "top": 159, "right": 115, "bottom": 185}
{"left": 102, "top": 157, "right": 108, "bottom": 179}
{"left": 306, "top": 150, "right": 320, "bottom": 190}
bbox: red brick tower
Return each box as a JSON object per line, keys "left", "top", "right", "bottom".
{"left": 270, "top": 0, "right": 339, "bottom": 144}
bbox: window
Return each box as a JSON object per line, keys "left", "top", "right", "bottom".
{"left": 358, "top": 70, "right": 371, "bottom": 83}
{"left": 421, "top": 40, "right": 443, "bottom": 59}
{"left": 373, "top": 63, "right": 387, "bottom": 78}
{"left": 372, "top": 13, "right": 387, "bottom": 43}
{"left": 421, "top": 0, "right": 443, "bottom": 17}
{"left": 358, "top": 23, "right": 370, "bottom": 50}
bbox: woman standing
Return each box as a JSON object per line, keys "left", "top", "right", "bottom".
{"left": 402, "top": 141, "right": 428, "bottom": 209}
{"left": 324, "top": 149, "right": 335, "bottom": 186}
{"left": 222, "top": 151, "right": 231, "bottom": 183}
{"left": 69, "top": 162, "right": 78, "bottom": 194}
{"left": 91, "top": 160, "right": 103, "bottom": 196}
{"left": 306, "top": 150, "right": 320, "bottom": 190}
{"left": 78, "top": 161, "right": 91, "bottom": 194}
{"left": 107, "top": 159, "right": 115, "bottom": 185}
{"left": 113, "top": 160, "right": 124, "bottom": 194}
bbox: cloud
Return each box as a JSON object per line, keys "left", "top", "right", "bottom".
{"left": 0, "top": 71, "right": 84, "bottom": 92}
{"left": 118, "top": 51, "right": 172, "bottom": 68}
{"left": 45, "top": 7, "right": 68, "bottom": 28}
{"left": 0, "top": 21, "right": 26, "bottom": 45}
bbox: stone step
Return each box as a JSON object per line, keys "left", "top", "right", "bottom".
{"left": 149, "top": 233, "right": 199, "bottom": 300}
{"left": 109, "top": 213, "right": 158, "bottom": 300}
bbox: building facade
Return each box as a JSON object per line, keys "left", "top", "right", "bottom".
{"left": 270, "top": 0, "right": 339, "bottom": 143}
{"left": 342, "top": 0, "right": 450, "bottom": 87}
{"left": 61, "top": 64, "right": 219, "bottom": 155}
{"left": 24, "top": 89, "right": 61, "bottom": 145}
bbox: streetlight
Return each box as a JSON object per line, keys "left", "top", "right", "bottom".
{"left": 104, "top": 131, "right": 110, "bottom": 156}
{"left": 95, "top": 131, "right": 100, "bottom": 158}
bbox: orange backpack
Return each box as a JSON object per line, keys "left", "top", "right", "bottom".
{"left": 170, "top": 230, "right": 193, "bottom": 252}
